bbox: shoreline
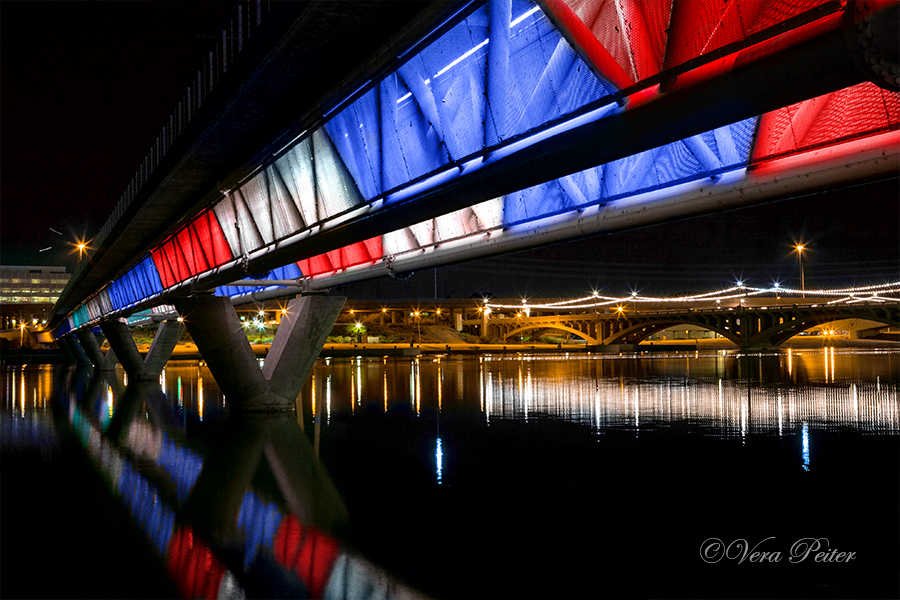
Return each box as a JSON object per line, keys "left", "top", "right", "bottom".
{"left": 3, "top": 337, "right": 897, "bottom": 366}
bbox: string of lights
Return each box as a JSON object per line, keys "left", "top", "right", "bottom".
{"left": 484, "top": 282, "right": 900, "bottom": 311}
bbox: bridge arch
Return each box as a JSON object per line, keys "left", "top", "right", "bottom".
{"left": 604, "top": 319, "right": 740, "bottom": 347}
{"left": 502, "top": 324, "right": 598, "bottom": 345}
{"left": 751, "top": 311, "right": 900, "bottom": 348}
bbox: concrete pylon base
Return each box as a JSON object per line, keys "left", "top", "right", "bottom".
{"left": 173, "top": 293, "right": 349, "bottom": 541}
{"left": 100, "top": 318, "right": 184, "bottom": 380}
{"left": 172, "top": 294, "right": 345, "bottom": 413}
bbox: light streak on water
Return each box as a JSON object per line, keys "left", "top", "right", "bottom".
{"left": 801, "top": 422, "right": 810, "bottom": 471}
{"left": 435, "top": 437, "right": 443, "bottom": 485}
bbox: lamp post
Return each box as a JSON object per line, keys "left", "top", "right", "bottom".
{"left": 795, "top": 244, "right": 806, "bottom": 298}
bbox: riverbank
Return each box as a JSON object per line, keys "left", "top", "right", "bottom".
{"left": 180, "top": 336, "right": 899, "bottom": 359}
{"left": 3, "top": 336, "right": 895, "bottom": 366}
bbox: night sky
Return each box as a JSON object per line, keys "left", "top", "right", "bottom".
{"left": 2, "top": 1, "right": 898, "bottom": 298}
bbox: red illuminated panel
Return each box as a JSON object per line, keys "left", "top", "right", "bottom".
{"left": 554, "top": 0, "right": 672, "bottom": 86}
{"left": 752, "top": 82, "right": 900, "bottom": 162}
{"left": 663, "top": 0, "right": 833, "bottom": 71}
{"left": 557, "top": 0, "right": 835, "bottom": 87}
{"left": 296, "top": 237, "right": 383, "bottom": 277}
{"left": 165, "top": 526, "right": 226, "bottom": 599}
{"left": 151, "top": 210, "right": 233, "bottom": 288}
{"left": 273, "top": 514, "right": 340, "bottom": 599}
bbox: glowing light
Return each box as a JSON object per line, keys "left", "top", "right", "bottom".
{"left": 483, "top": 282, "right": 900, "bottom": 311}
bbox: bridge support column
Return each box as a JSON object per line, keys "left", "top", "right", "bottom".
{"left": 61, "top": 334, "right": 91, "bottom": 366}
{"left": 100, "top": 318, "right": 184, "bottom": 380}
{"left": 171, "top": 294, "right": 349, "bottom": 544}
{"left": 172, "top": 294, "right": 344, "bottom": 412}
{"left": 74, "top": 329, "right": 118, "bottom": 371}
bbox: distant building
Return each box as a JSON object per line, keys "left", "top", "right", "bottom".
{"left": 0, "top": 266, "right": 70, "bottom": 329}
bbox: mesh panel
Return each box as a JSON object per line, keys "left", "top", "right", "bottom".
{"left": 296, "top": 238, "right": 382, "bottom": 277}
{"left": 235, "top": 186, "right": 273, "bottom": 247}
{"left": 325, "top": 0, "right": 611, "bottom": 208}
{"left": 324, "top": 92, "right": 381, "bottom": 200}
{"left": 311, "top": 128, "right": 365, "bottom": 220}
{"left": 503, "top": 117, "right": 756, "bottom": 225}
{"left": 274, "top": 138, "right": 318, "bottom": 226}
{"left": 664, "top": 0, "right": 834, "bottom": 71}
{"left": 264, "top": 167, "right": 305, "bottom": 240}
{"left": 562, "top": 0, "right": 834, "bottom": 82}
{"left": 753, "top": 83, "right": 900, "bottom": 161}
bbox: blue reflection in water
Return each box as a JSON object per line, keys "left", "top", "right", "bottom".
{"left": 436, "top": 437, "right": 443, "bottom": 485}
{"left": 801, "top": 422, "right": 810, "bottom": 471}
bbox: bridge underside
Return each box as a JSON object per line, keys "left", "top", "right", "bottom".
{"left": 50, "top": 0, "right": 899, "bottom": 340}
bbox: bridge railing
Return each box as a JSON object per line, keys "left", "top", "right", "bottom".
{"left": 93, "top": 0, "right": 277, "bottom": 253}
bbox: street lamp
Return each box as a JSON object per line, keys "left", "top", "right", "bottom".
{"left": 795, "top": 244, "right": 806, "bottom": 298}
{"left": 71, "top": 238, "right": 91, "bottom": 262}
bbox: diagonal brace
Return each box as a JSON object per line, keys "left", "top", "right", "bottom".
{"left": 100, "top": 318, "right": 184, "bottom": 380}
{"left": 75, "top": 329, "right": 119, "bottom": 371}
{"left": 172, "top": 294, "right": 345, "bottom": 412}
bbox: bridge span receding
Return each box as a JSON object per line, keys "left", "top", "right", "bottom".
{"left": 469, "top": 284, "right": 900, "bottom": 350}
{"left": 48, "top": 0, "right": 899, "bottom": 339}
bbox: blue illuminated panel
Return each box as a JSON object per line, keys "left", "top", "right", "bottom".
{"left": 324, "top": 0, "right": 615, "bottom": 203}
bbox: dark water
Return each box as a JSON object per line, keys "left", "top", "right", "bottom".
{"left": 2, "top": 349, "right": 898, "bottom": 598}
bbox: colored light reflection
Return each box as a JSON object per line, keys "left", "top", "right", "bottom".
{"left": 801, "top": 422, "right": 810, "bottom": 471}
{"left": 436, "top": 437, "right": 444, "bottom": 485}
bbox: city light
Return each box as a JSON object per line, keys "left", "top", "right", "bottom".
{"left": 71, "top": 238, "right": 91, "bottom": 261}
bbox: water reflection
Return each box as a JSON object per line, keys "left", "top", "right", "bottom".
{"left": 2, "top": 349, "right": 898, "bottom": 598}
{"left": 294, "top": 351, "right": 900, "bottom": 438}
{"left": 1, "top": 365, "right": 57, "bottom": 447}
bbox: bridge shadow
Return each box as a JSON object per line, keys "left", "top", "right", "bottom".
{"left": 48, "top": 363, "right": 423, "bottom": 599}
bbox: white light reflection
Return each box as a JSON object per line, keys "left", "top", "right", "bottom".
{"left": 801, "top": 422, "right": 810, "bottom": 471}
{"left": 326, "top": 374, "right": 332, "bottom": 424}
{"left": 777, "top": 392, "right": 783, "bottom": 437}
{"left": 435, "top": 437, "right": 443, "bottom": 485}
{"left": 476, "top": 354, "right": 899, "bottom": 435}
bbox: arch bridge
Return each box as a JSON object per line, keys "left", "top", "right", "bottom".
{"left": 478, "top": 302, "right": 899, "bottom": 350}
